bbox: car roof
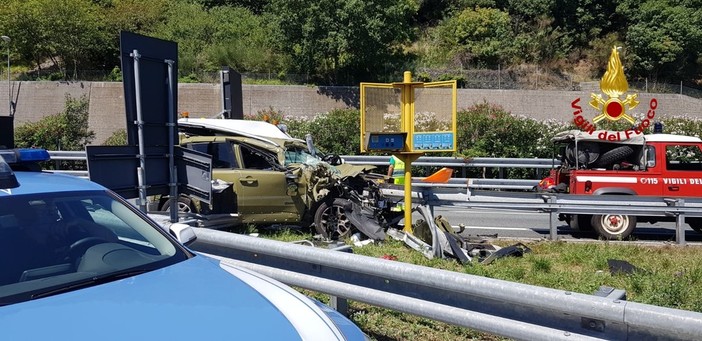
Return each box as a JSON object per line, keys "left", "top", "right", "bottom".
{"left": 552, "top": 129, "right": 702, "bottom": 145}
{"left": 643, "top": 133, "right": 702, "bottom": 143}
{"left": 552, "top": 129, "right": 646, "bottom": 144}
{"left": 178, "top": 118, "right": 304, "bottom": 146}
{"left": 1, "top": 171, "right": 105, "bottom": 196}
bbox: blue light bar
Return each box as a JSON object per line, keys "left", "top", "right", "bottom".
{"left": 0, "top": 148, "right": 51, "bottom": 164}
{"left": 16, "top": 148, "right": 51, "bottom": 162}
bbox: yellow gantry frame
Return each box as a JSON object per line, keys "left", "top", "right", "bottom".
{"left": 360, "top": 71, "right": 457, "bottom": 233}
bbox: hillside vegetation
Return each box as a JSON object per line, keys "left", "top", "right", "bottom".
{"left": 0, "top": 0, "right": 700, "bottom": 87}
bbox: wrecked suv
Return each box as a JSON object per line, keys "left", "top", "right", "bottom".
{"left": 153, "top": 118, "right": 402, "bottom": 240}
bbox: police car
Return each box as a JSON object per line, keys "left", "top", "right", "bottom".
{"left": 0, "top": 148, "right": 367, "bottom": 340}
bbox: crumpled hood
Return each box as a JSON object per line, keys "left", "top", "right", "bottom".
{"left": 334, "top": 163, "right": 376, "bottom": 178}
{"left": 0, "top": 255, "right": 338, "bottom": 340}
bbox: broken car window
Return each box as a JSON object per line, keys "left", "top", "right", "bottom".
{"left": 189, "top": 142, "right": 238, "bottom": 169}
{"left": 240, "top": 145, "right": 276, "bottom": 170}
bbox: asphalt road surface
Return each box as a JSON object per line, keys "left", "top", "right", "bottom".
{"left": 406, "top": 205, "right": 702, "bottom": 244}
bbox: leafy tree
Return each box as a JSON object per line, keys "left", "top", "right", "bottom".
{"left": 498, "top": 0, "right": 570, "bottom": 64}
{"left": 430, "top": 7, "right": 514, "bottom": 67}
{"left": 15, "top": 94, "right": 94, "bottom": 150}
{"left": 267, "top": 0, "right": 417, "bottom": 84}
{"left": 151, "top": 2, "right": 279, "bottom": 78}
{"left": 549, "top": 0, "right": 623, "bottom": 50}
{"left": 196, "top": 0, "right": 269, "bottom": 14}
{"left": 101, "top": 0, "right": 170, "bottom": 36}
{"left": 203, "top": 7, "right": 282, "bottom": 74}
{"left": 619, "top": 0, "right": 702, "bottom": 82}
{"left": 0, "top": 0, "right": 110, "bottom": 79}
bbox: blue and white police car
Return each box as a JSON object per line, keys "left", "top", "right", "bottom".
{"left": 0, "top": 148, "right": 367, "bottom": 340}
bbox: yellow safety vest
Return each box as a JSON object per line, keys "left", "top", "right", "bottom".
{"left": 390, "top": 156, "right": 405, "bottom": 185}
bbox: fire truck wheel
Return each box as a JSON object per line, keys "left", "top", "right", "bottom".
{"left": 591, "top": 214, "right": 636, "bottom": 240}
{"left": 568, "top": 214, "right": 592, "bottom": 231}
{"left": 686, "top": 218, "right": 702, "bottom": 233}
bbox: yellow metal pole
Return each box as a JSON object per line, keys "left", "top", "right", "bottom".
{"left": 402, "top": 154, "right": 413, "bottom": 233}
{"left": 402, "top": 71, "right": 414, "bottom": 233}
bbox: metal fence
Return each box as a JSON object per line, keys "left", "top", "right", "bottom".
{"left": 190, "top": 228, "right": 702, "bottom": 340}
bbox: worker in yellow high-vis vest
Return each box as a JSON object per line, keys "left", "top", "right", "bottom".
{"left": 387, "top": 155, "right": 405, "bottom": 185}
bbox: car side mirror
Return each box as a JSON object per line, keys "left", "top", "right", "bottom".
{"left": 169, "top": 222, "right": 197, "bottom": 246}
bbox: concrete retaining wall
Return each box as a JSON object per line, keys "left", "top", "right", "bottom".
{"left": 2, "top": 81, "right": 700, "bottom": 144}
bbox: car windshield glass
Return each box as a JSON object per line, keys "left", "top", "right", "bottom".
{"left": 0, "top": 191, "right": 188, "bottom": 304}
{"left": 284, "top": 147, "right": 321, "bottom": 166}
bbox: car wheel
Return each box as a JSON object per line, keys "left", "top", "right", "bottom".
{"left": 591, "top": 214, "right": 636, "bottom": 240}
{"left": 314, "top": 198, "right": 355, "bottom": 240}
{"left": 161, "top": 196, "right": 197, "bottom": 214}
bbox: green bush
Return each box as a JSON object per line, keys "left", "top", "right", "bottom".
{"left": 15, "top": 94, "right": 94, "bottom": 170}
{"left": 15, "top": 94, "right": 94, "bottom": 151}
{"left": 300, "top": 109, "right": 362, "bottom": 155}
{"left": 456, "top": 102, "right": 569, "bottom": 178}
{"left": 104, "top": 129, "right": 127, "bottom": 145}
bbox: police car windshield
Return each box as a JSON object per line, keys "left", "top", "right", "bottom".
{"left": 0, "top": 190, "right": 188, "bottom": 304}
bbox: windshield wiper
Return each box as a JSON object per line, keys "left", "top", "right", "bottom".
{"left": 30, "top": 269, "right": 152, "bottom": 300}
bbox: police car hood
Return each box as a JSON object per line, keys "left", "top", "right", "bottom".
{"left": 0, "top": 255, "right": 348, "bottom": 340}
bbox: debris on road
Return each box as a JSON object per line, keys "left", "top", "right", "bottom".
{"left": 387, "top": 205, "right": 531, "bottom": 264}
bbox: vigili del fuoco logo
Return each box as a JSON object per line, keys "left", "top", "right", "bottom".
{"left": 571, "top": 46, "right": 657, "bottom": 141}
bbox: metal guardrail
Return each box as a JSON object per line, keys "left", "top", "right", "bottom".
{"left": 382, "top": 188, "right": 702, "bottom": 245}
{"left": 47, "top": 151, "right": 543, "bottom": 190}
{"left": 190, "top": 228, "right": 702, "bottom": 340}
{"left": 51, "top": 150, "right": 701, "bottom": 245}
{"left": 343, "top": 155, "right": 557, "bottom": 168}
{"left": 51, "top": 151, "right": 559, "bottom": 168}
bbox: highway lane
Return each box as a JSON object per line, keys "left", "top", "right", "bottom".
{"left": 408, "top": 205, "right": 702, "bottom": 243}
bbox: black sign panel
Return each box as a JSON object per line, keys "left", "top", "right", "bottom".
{"left": 86, "top": 145, "right": 212, "bottom": 203}
{"left": 120, "top": 31, "right": 178, "bottom": 147}
{"left": 221, "top": 66, "right": 243, "bottom": 119}
{"left": 86, "top": 145, "right": 168, "bottom": 199}
{"left": 0, "top": 116, "right": 13, "bottom": 148}
{"left": 175, "top": 146, "right": 212, "bottom": 204}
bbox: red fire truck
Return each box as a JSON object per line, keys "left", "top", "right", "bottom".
{"left": 538, "top": 129, "right": 702, "bottom": 239}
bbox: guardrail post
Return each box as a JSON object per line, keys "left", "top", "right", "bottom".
{"left": 329, "top": 296, "right": 349, "bottom": 317}
{"left": 547, "top": 195, "right": 558, "bottom": 241}
{"left": 328, "top": 243, "right": 352, "bottom": 316}
{"left": 675, "top": 198, "right": 686, "bottom": 246}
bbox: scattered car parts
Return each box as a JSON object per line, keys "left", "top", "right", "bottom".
{"left": 386, "top": 205, "right": 531, "bottom": 264}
